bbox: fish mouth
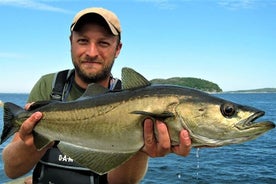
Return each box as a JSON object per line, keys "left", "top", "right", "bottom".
{"left": 236, "top": 111, "right": 275, "bottom": 130}
{"left": 244, "top": 111, "right": 265, "bottom": 126}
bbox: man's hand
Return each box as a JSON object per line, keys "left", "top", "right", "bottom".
{"left": 142, "top": 119, "right": 191, "bottom": 157}
{"left": 2, "top": 104, "right": 53, "bottom": 178}
{"left": 16, "top": 103, "right": 53, "bottom": 149}
{"left": 18, "top": 112, "right": 42, "bottom": 146}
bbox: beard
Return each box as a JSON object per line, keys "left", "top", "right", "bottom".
{"left": 73, "top": 61, "right": 114, "bottom": 84}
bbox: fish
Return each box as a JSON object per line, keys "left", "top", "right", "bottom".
{"left": 1, "top": 67, "right": 275, "bottom": 175}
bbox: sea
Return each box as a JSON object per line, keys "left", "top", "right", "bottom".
{"left": 0, "top": 92, "right": 275, "bottom": 184}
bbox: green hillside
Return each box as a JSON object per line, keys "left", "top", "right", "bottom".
{"left": 150, "top": 77, "right": 222, "bottom": 92}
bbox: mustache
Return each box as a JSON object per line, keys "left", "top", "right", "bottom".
{"left": 82, "top": 55, "right": 99, "bottom": 62}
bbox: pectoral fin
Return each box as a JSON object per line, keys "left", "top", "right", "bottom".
{"left": 131, "top": 111, "right": 175, "bottom": 120}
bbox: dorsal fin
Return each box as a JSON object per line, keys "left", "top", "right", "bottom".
{"left": 121, "top": 67, "right": 151, "bottom": 90}
{"left": 81, "top": 83, "right": 109, "bottom": 98}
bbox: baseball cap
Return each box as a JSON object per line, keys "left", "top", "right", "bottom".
{"left": 70, "top": 7, "right": 121, "bottom": 35}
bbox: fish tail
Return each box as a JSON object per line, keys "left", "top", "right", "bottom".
{"left": 1, "top": 102, "right": 25, "bottom": 144}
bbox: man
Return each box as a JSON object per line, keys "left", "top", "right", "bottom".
{"left": 2, "top": 7, "right": 191, "bottom": 184}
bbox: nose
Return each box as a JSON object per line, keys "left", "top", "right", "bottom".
{"left": 85, "top": 43, "right": 99, "bottom": 58}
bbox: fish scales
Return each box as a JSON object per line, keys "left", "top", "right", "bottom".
{"left": 1, "top": 67, "right": 274, "bottom": 175}
{"left": 37, "top": 93, "right": 180, "bottom": 150}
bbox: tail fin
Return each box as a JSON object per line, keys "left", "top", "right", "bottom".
{"left": 1, "top": 102, "right": 25, "bottom": 144}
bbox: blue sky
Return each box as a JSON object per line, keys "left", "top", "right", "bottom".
{"left": 0, "top": 0, "right": 275, "bottom": 93}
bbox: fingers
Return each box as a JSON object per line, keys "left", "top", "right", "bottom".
{"left": 142, "top": 118, "right": 191, "bottom": 158}
{"left": 155, "top": 120, "right": 171, "bottom": 156}
{"left": 24, "top": 102, "right": 34, "bottom": 110}
{"left": 19, "top": 112, "right": 42, "bottom": 146}
{"left": 142, "top": 119, "right": 172, "bottom": 157}
{"left": 142, "top": 119, "right": 157, "bottom": 157}
{"left": 171, "top": 129, "right": 191, "bottom": 156}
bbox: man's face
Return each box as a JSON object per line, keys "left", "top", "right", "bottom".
{"left": 70, "top": 23, "right": 122, "bottom": 86}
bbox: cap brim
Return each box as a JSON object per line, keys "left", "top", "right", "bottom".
{"left": 71, "top": 13, "right": 119, "bottom": 35}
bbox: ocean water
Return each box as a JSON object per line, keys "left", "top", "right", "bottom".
{"left": 0, "top": 93, "right": 275, "bottom": 183}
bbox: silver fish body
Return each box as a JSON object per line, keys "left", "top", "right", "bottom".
{"left": 1, "top": 67, "right": 274, "bottom": 175}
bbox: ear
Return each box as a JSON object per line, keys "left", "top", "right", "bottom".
{"left": 69, "top": 34, "right": 72, "bottom": 44}
{"left": 115, "top": 42, "right": 122, "bottom": 58}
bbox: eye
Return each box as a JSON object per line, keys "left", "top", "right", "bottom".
{"left": 77, "top": 38, "right": 88, "bottom": 45}
{"left": 220, "top": 103, "right": 236, "bottom": 118}
{"left": 99, "top": 41, "right": 110, "bottom": 47}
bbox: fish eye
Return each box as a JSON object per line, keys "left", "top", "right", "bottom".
{"left": 220, "top": 103, "right": 236, "bottom": 118}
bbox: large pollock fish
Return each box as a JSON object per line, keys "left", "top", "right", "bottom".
{"left": 1, "top": 67, "right": 275, "bottom": 175}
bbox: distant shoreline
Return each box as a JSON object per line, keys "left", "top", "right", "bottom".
{"left": 224, "top": 88, "right": 276, "bottom": 93}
